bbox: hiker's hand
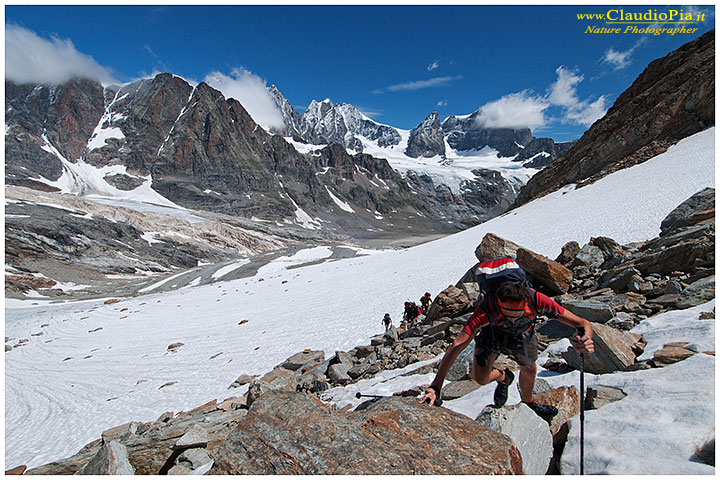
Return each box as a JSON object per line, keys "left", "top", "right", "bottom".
{"left": 571, "top": 334, "right": 594, "bottom": 354}
{"left": 420, "top": 388, "right": 438, "bottom": 405}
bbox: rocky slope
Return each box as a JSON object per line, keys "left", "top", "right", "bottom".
{"left": 17, "top": 188, "right": 714, "bottom": 475}
{"left": 512, "top": 29, "right": 715, "bottom": 208}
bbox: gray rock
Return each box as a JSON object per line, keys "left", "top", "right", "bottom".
{"left": 177, "top": 447, "right": 212, "bottom": 470}
{"left": 348, "top": 362, "right": 371, "bottom": 379}
{"left": 628, "top": 275, "right": 654, "bottom": 293}
{"left": 677, "top": 276, "right": 715, "bottom": 308}
{"left": 168, "top": 464, "right": 192, "bottom": 475}
{"left": 560, "top": 299, "right": 614, "bottom": 323}
{"left": 572, "top": 245, "right": 604, "bottom": 270}
{"left": 332, "top": 351, "right": 354, "bottom": 368}
{"left": 585, "top": 385, "right": 627, "bottom": 410}
{"left": 76, "top": 440, "right": 134, "bottom": 475}
{"left": 459, "top": 282, "right": 480, "bottom": 305}
{"left": 476, "top": 403, "right": 553, "bottom": 475}
{"left": 447, "top": 342, "right": 475, "bottom": 381}
{"left": 174, "top": 424, "right": 209, "bottom": 450}
{"left": 327, "top": 363, "right": 352, "bottom": 385}
{"left": 664, "top": 279, "right": 684, "bottom": 294}
{"left": 280, "top": 350, "right": 325, "bottom": 371}
{"left": 660, "top": 187, "right": 715, "bottom": 236}
{"left": 562, "top": 322, "right": 644, "bottom": 374}
{"left": 695, "top": 434, "right": 715, "bottom": 466}
{"left": 606, "top": 312, "right": 636, "bottom": 330}
{"left": 383, "top": 325, "right": 398, "bottom": 342}
{"left": 228, "top": 374, "right": 256, "bottom": 389}
{"left": 601, "top": 267, "right": 642, "bottom": 291}
{"left": 442, "top": 380, "right": 480, "bottom": 400}
{"left": 245, "top": 380, "right": 272, "bottom": 407}
{"left": 555, "top": 241, "right": 580, "bottom": 266}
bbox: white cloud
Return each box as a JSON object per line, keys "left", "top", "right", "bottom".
{"left": 204, "top": 68, "right": 285, "bottom": 132}
{"left": 565, "top": 95, "right": 608, "bottom": 126}
{"left": 473, "top": 65, "right": 608, "bottom": 130}
{"left": 427, "top": 60, "right": 439, "bottom": 72}
{"left": 603, "top": 48, "right": 633, "bottom": 70}
{"left": 385, "top": 75, "right": 463, "bottom": 92}
{"left": 548, "top": 66, "right": 583, "bottom": 107}
{"left": 548, "top": 66, "right": 607, "bottom": 127}
{"left": 5, "top": 25, "right": 118, "bottom": 85}
{"left": 436, "top": 99, "right": 448, "bottom": 107}
{"left": 602, "top": 39, "right": 645, "bottom": 70}
{"left": 474, "top": 91, "right": 550, "bottom": 130}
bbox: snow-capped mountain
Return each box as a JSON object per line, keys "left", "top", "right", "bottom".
{"left": 268, "top": 88, "right": 401, "bottom": 152}
{"left": 269, "top": 86, "right": 573, "bottom": 169}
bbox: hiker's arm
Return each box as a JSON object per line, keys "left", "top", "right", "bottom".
{"left": 556, "top": 310, "right": 595, "bottom": 353}
{"left": 420, "top": 330, "right": 474, "bottom": 405}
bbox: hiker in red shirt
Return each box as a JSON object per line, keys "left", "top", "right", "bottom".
{"left": 420, "top": 281, "right": 594, "bottom": 417}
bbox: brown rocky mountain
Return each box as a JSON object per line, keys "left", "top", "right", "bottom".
{"left": 5, "top": 74, "right": 515, "bottom": 236}
{"left": 512, "top": 29, "right": 715, "bottom": 208}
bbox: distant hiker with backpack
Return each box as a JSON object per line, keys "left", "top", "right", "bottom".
{"left": 382, "top": 313, "right": 392, "bottom": 332}
{"left": 403, "top": 301, "right": 422, "bottom": 328}
{"left": 420, "top": 258, "right": 594, "bottom": 418}
{"left": 420, "top": 292, "right": 432, "bottom": 315}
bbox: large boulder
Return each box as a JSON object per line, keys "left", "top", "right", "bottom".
{"left": 280, "top": 350, "right": 325, "bottom": 371}
{"left": 676, "top": 276, "right": 715, "bottom": 309}
{"left": 76, "top": 441, "right": 134, "bottom": 475}
{"left": 532, "top": 386, "right": 581, "bottom": 436}
{"left": 660, "top": 187, "right": 715, "bottom": 236}
{"left": 516, "top": 248, "right": 572, "bottom": 294}
{"left": 474, "top": 233, "right": 523, "bottom": 262}
{"left": 562, "top": 323, "right": 644, "bottom": 374}
{"left": 476, "top": 403, "right": 553, "bottom": 475}
{"left": 425, "top": 285, "right": 471, "bottom": 322}
{"left": 213, "top": 392, "right": 522, "bottom": 474}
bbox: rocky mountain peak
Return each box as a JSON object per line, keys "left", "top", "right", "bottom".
{"left": 405, "top": 110, "right": 446, "bottom": 158}
{"left": 441, "top": 111, "right": 533, "bottom": 157}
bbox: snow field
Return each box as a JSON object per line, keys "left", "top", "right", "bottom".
{"left": 4, "top": 128, "right": 715, "bottom": 470}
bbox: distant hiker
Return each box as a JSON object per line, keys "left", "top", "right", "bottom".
{"left": 382, "top": 313, "right": 392, "bottom": 331}
{"left": 420, "top": 259, "right": 594, "bottom": 418}
{"left": 403, "top": 301, "right": 422, "bottom": 328}
{"left": 420, "top": 292, "right": 432, "bottom": 315}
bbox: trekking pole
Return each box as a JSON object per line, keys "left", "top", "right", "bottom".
{"left": 577, "top": 326, "right": 586, "bottom": 475}
{"left": 355, "top": 392, "right": 443, "bottom": 406}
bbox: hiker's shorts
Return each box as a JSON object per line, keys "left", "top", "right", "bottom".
{"left": 474, "top": 330, "right": 538, "bottom": 367}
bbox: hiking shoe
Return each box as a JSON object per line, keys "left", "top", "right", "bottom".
{"left": 525, "top": 401, "right": 559, "bottom": 418}
{"left": 493, "top": 369, "right": 515, "bottom": 407}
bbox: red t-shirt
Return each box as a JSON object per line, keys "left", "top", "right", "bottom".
{"left": 462, "top": 292, "right": 565, "bottom": 336}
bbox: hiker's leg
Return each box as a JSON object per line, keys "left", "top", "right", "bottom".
{"left": 518, "top": 362, "right": 537, "bottom": 403}
{"left": 471, "top": 352, "right": 502, "bottom": 385}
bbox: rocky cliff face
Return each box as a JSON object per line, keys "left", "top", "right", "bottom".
{"left": 512, "top": 30, "right": 715, "bottom": 208}
{"left": 441, "top": 112, "right": 533, "bottom": 157}
{"left": 404, "top": 110, "right": 446, "bottom": 158}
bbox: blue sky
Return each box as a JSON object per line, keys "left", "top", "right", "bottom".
{"left": 5, "top": 4, "right": 714, "bottom": 142}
